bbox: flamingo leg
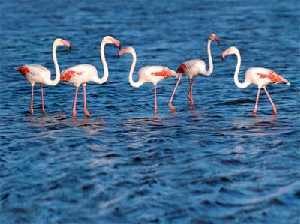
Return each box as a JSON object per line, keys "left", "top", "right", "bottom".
{"left": 40, "top": 84, "right": 45, "bottom": 113}
{"left": 154, "top": 86, "right": 158, "bottom": 113}
{"left": 72, "top": 86, "right": 79, "bottom": 117}
{"left": 264, "top": 87, "right": 277, "bottom": 114}
{"left": 253, "top": 88, "right": 261, "bottom": 115}
{"left": 30, "top": 84, "right": 34, "bottom": 114}
{"left": 82, "top": 83, "right": 90, "bottom": 117}
{"left": 168, "top": 74, "right": 182, "bottom": 109}
{"left": 187, "top": 78, "right": 194, "bottom": 104}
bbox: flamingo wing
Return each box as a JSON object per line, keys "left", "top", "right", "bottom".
{"left": 152, "top": 67, "right": 175, "bottom": 77}
{"left": 257, "top": 70, "right": 288, "bottom": 84}
{"left": 61, "top": 70, "right": 82, "bottom": 81}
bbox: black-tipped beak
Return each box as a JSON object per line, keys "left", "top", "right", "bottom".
{"left": 65, "top": 44, "right": 72, "bottom": 52}
{"left": 221, "top": 55, "right": 225, "bottom": 62}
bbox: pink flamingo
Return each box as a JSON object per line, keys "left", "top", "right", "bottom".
{"left": 16, "top": 38, "right": 71, "bottom": 114}
{"left": 60, "top": 36, "right": 120, "bottom": 117}
{"left": 118, "top": 46, "right": 177, "bottom": 113}
{"left": 168, "top": 33, "right": 220, "bottom": 109}
{"left": 221, "top": 46, "right": 290, "bottom": 115}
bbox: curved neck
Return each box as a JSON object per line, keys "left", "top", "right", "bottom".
{"left": 128, "top": 50, "right": 143, "bottom": 88}
{"left": 94, "top": 40, "right": 109, "bottom": 84}
{"left": 233, "top": 51, "right": 250, "bottom": 89}
{"left": 204, "top": 39, "right": 213, "bottom": 76}
{"left": 46, "top": 43, "right": 60, "bottom": 85}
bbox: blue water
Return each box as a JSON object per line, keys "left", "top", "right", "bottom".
{"left": 1, "top": 0, "right": 300, "bottom": 223}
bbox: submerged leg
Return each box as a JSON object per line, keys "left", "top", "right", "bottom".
{"left": 253, "top": 88, "right": 261, "bottom": 115}
{"left": 187, "top": 78, "right": 194, "bottom": 104}
{"left": 168, "top": 74, "right": 182, "bottom": 111}
{"left": 72, "top": 86, "right": 79, "bottom": 117}
{"left": 30, "top": 84, "right": 34, "bottom": 114}
{"left": 154, "top": 86, "right": 158, "bottom": 113}
{"left": 83, "top": 83, "right": 90, "bottom": 117}
{"left": 264, "top": 87, "right": 277, "bottom": 114}
{"left": 40, "top": 84, "right": 45, "bottom": 113}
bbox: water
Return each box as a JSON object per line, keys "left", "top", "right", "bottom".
{"left": 1, "top": 0, "right": 300, "bottom": 223}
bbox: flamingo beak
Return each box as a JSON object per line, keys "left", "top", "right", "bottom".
{"left": 113, "top": 40, "right": 121, "bottom": 56}
{"left": 63, "top": 40, "right": 72, "bottom": 51}
{"left": 118, "top": 50, "right": 122, "bottom": 57}
{"left": 221, "top": 53, "right": 225, "bottom": 61}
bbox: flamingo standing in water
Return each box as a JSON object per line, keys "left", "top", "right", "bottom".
{"left": 221, "top": 46, "right": 290, "bottom": 115}
{"left": 60, "top": 36, "right": 120, "bottom": 117}
{"left": 118, "top": 46, "right": 177, "bottom": 113}
{"left": 168, "top": 33, "right": 220, "bottom": 109}
{"left": 16, "top": 38, "right": 71, "bottom": 114}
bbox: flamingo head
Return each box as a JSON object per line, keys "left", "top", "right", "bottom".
{"left": 103, "top": 36, "right": 121, "bottom": 49}
{"left": 118, "top": 46, "right": 135, "bottom": 57}
{"left": 209, "top": 33, "right": 220, "bottom": 43}
{"left": 55, "top": 38, "right": 71, "bottom": 48}
{"left": 221, "top": 46, "right": 239, "bottom": 60}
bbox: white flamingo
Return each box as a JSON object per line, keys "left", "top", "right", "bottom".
{"left": 118, "top": 46, "right": 177, "bottom": 113}
{"left": 168, "top": 33, "right": 220, "bottom": 109}
{"left": 60, "top": 36, "right": 120, "bottom": 117}
{"left": 222, "top": 46, "right": 290, "bottom": 115}
{"left": 16, "top": 38, "right": 71, "bottom": 114}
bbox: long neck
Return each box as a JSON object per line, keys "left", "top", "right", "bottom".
{"left": 204, "top": 39, "right": 213, "bottom": 76}
{"left": 46, "top": 43, "right": 60, "bottom": 85}
{"left": 94, "top": 40, "right": 109, "bottom": 84}
{"left": 233, "top": 51, "right": 250, "bottom": 89}
{"left": 128, "top": 51, "right": 143, "bottom": 88}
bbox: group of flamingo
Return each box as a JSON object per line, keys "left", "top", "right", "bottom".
{"left": 17, "top": 34, "right": 290, "bottom": 117}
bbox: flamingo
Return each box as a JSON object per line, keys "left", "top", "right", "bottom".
{"left": 221, "top": 46, "right": 290, "bottom": 115}
{"left": 168, "top": 33, "right": 220, "bottom": 109}
{"left": 118, "top": 46, "right": 177, "bottom": 113}
{"left": 16, "top": 38, "right": 71, "bottom": 114}
{"left": 60, "top": 36, "right": 120, "bottom": 117}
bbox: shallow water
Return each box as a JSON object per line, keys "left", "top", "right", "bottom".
{"left": 1, "top": 0, "right": 300, "bottom": 223}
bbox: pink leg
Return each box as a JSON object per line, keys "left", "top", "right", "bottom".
{"left": 72, "top": 86, "right": 79, "bottom": 117}
{"left": 30, "top": 84, "right": 34, "bottom": 114}
{"left": 252, "top": 88, "right": 261, "bottom": 115}
{"left": 168, "top": 74, "right": 182, "bottom": 111}
{"left": 187, "top": 78, "right": 194, "bottom": 104}
{"left": 264, "top": 87, "right": 277, "bottom": 114}
{"left": 40, "top": 84, "right": 45, "bottom": 113}
{"left": 154, "top": 86, "right": 158, "bottom": 113}
{"left": 83, "top": 83, "right": 90, "bottom": 117}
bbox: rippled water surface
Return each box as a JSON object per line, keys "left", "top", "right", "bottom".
{"left": 1, "top": 0, "right": 300, "bottom": 223}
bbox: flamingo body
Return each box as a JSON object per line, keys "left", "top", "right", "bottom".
{"left": 138, "top": 66, "right": 176, "bottom": 86}
{"left": 61, "top": 64, "right": 99, "bottom": 87}
{"left": 244, "top": 67, "right": 288, "bottom": 88}
{"left": 18, "top": 64, "right": 51, "bottom": 85}
{"left": 176, "top": 59, "right": 207, "bottom": 79}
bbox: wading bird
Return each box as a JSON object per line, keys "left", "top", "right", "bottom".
{"left": 17, "top": 38, "right": 71, "bottom": 114}
{"left": 118, "top": 46, "right": 177, "bottom": 113}
{"left": 168, "top": 33, "right": 220, "bottom": 109}
{"left": 221, "top": 46, "right": 290, "bottom": 115}
{"left": 60, "top": 36, "right": 120, "bottom": 117}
